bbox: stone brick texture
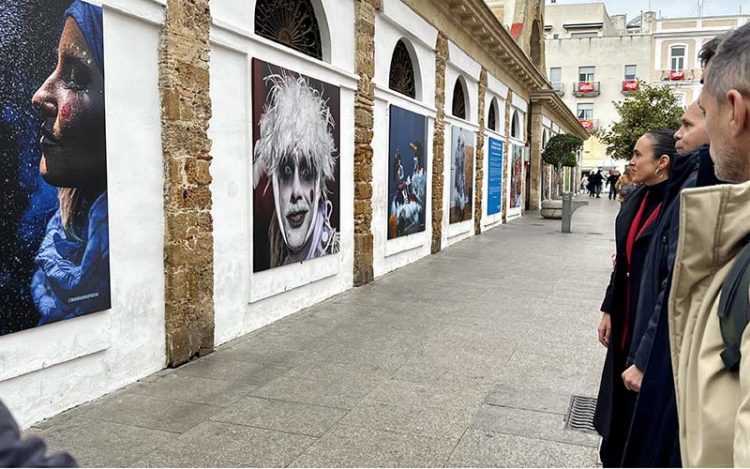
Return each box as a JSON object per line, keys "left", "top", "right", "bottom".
{"left": 160, "top": 0, "right": 214, "bottom": 366}
{"left": 474, "top": 68, "right": 487, "bottom": 235}
{"left": 528, "top": 106, "right": 544, "bottom": 211}
{"left": 353, "top": 0, "right": 380, "bottom": 286}
{"left": 431, "top": 33, "right": 448, "bottom": 254}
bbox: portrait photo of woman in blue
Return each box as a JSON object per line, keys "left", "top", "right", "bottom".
{"left": 0, "top": 0, "right": 110, "bottom": 336}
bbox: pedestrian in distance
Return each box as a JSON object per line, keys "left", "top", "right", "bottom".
{"left": 590, "top": 169, "right": 604, "bottom": 198}
{"left": 607, "top": 170, "right": 620, "bottom": 200}
{"left": 593, "top": 129, "right": 674, "bottom": 467}
{"left": 669, "top": 23, "right": 750, "bottom": 467}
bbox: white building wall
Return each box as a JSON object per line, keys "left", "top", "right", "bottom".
{"left": 443, "top": 41, "right": 480, "bottom": 249}
{"left": 371, "top": 0, "right": 438, "bottom": 278}
{"left": 0, "top": 0, "right": 168, "bottom": 427}
{"left": 209, "top": 0, "right": 357, "bottom": 346}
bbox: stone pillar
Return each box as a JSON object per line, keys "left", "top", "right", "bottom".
{"left": 501, "top": 89, "right": 513, "bottom": 223}
{"left": 528, "top": 104, "right": 543, "bottom": 211}
{"left": 431, "top": 33, "right": 448, "bottom": 254}
{"left": 160, "top": 0, "right": 214, "bottom": 367}
{"left": 353, "top": 0, "right": 378, "bottom": 286}
{"left": 474, "top": 68, "right": 487, "bottom": 235}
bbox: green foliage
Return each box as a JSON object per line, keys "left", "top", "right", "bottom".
{"left": 598, "top": 83, "right": 683, "bottom": 159}
{"left": 542, "top": 133, "right": 583, "bottom": 170}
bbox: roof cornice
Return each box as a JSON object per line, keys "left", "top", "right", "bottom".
{"left": 434, "top": 0, "right": 548, "bottom": 90}
{"left": 426, "top": 0, "right": 587, "bottom": 138}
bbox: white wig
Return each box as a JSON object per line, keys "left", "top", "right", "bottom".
{"left": 253, "top": 73, "right": 337, "bottom": 193}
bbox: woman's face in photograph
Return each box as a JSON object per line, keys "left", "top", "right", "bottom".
{"left": 32, "top": 17, "right": 105, "bottom": 189}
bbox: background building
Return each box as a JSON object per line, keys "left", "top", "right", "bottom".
{"left": 545, "top": 2, "right": 749, "bottom": 173}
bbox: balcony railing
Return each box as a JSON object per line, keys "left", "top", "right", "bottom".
{"left": 573, "top": 81, "right": 600, "bottom": 97}
{"left": 552, "top": 82, "right": 564, "bottom": 96}
{"left": 578, "top": 118, "right": 597, "bottom": 132}
{"left": 621, "top": 79, "right": 640, "bottom": 95}
{"left": 660, "top": 69, "right": 696, "bottom": 82}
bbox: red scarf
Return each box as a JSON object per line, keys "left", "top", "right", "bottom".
{"left": 620, "top": 192, "right": 662, "bottom": 351}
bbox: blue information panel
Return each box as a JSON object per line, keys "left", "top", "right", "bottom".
{"left": 487, "top": 137, "right": 503, "bottom": 215}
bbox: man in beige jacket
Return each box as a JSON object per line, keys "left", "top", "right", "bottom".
{"left": 670, "top": 23, "right": 750, "bottom": 467}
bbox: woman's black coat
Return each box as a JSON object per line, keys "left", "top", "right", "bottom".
{"left": 622, "top": 147, "right": 718, "bottom": 467}
{"left": 593, "top": 182, "right": 665, "bottom": 461}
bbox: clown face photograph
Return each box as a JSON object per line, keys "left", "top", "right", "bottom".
{"left": 0, "top": 0, "right": 110, "bottom": 336}
{"left": 252, "top": 59, "right": 340, "bottom": 273}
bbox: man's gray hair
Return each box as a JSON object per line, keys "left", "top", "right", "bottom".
{"left": 704, "top": 23, "right": 750, "bottom": 103}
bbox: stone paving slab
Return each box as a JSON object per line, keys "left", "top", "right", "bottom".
{"left": 24, "top": 197, "right": 619, "bottom": 467}
{"left": 209, "top": 396, "right": 347, "bottom": 437}
{"left": 288, "top": 425, "right": 458, "bottom": 468}
{"left": 471, "top": 404, "right": 600, "bottom": 448}
{"left": 249, "top": 375, "right": 384, "bottom": 410}
{"left": 131, "top": 420, "right": 317, "bottom": 467}
{"left": 447, "top": 428, "right": 601, "bottom": 467}
{"left": 27, "top": 417, "right": 174, "bottom": 467}
{"left": 77, "top": 392, "right": 225, "bottom": 434}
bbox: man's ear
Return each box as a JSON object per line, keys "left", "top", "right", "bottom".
{"left": 727, "top": 89, "right": 750, "bottom": 135}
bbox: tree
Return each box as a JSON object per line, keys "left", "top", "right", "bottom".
{"left": 598, "top": 83, "right": 683, "bottom": 159}
{"left": 542, "top": 133, "right": 583, "bottom": 197}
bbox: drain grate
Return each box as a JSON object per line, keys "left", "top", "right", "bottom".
{"left": 565, "top": 395, "right": 598, "bottom": 434}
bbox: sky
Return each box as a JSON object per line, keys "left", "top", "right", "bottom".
{"left": 546, "top": 0, "right": 750, "bottom": 21}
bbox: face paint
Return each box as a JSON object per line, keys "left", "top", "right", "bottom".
{"left": 31, "top": 17, "right": 106, "bottom": 190}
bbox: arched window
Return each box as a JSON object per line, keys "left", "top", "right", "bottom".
{"left": 487, "top": 98, "right": 498, "bottom": 132}
{"left": 389, "top": 40, "right": 416, "bottom": 99}
{"left": 255, "top": 0, "right": 323, "bottom": 60}
{"left": 511, "top": 110, "right": 521, "bottom": 139}
{"left": 452, "top": 78, "right": 467, "bottom": 119}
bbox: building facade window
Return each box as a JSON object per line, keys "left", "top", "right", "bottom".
{"left": 254, "top": 0, "right": 323, "bottom": 60}
{"left": 577, "top": 103, "right": 593, "bottom": 120}
{"left": 624, "top": 64, "right": 637, "bottom": 80}
{"left": 549, "top": 67, "right": 561, "bottom": 85}
{"left": 389, "top": 40, "right": 416, "bottom": 99}
{"left": 487, "top": 98, "right": 498, "bottom": 132}
{"left": 670, "top": 45, "right": 686, "bottom": 71}
{"left": 578, "top": 66, "right": 595, "bottom": 82}
{"left": 452, "top": 78, "right": 467, "bottom": 119}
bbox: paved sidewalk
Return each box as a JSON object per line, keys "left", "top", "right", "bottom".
{"left": 27, "top": 196, "right": 619, "bottom": 467}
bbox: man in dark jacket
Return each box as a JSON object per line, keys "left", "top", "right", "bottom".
{"left": 0, "top": 401, "right": 77, "bottom": 467}
{"left": 590, "top": 170, "right": 604, "bottom": 198}
{"left": 620, "top": 36, "right": 722, "bottom": 468}
{"left": 606, "top": 171, "right": 620, "bottom": 200}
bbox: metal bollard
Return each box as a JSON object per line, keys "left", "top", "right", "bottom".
{"left": 561, "top": 192, "right": 588, "bottom": 233}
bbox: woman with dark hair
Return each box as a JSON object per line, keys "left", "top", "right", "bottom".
{"left": 593, "top": 128, "right": 675, "bottom": 467}
{"left": 29, "top": 0, "right": 109, "bottom": 325}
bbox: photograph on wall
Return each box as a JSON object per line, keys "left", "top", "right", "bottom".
{"left": 486, "top": 137, "right": 503, "bottom": 216}
{"left": 449, "top": 126, "right": 475, "bottom": 224}
{"left": 387, "top": 105, "right": 427, "bottom": 239}
{"left": 0, "top": 1, "right": 110, "bottom": 337}
{"left": 509, "top": 144, "right": 524, "bottom": 209}
{"left": 252, "top": 58, "right": 341, "bottom": 273}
